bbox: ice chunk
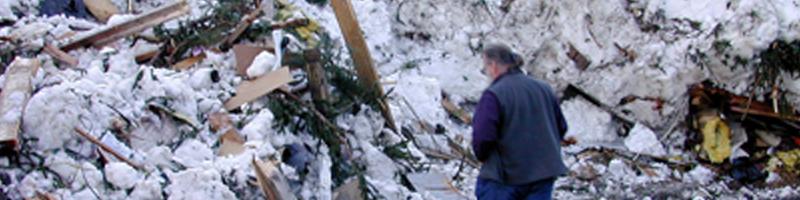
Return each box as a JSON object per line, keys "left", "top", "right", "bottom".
{"left": 624, "top": 123, "right": 667, "bottom": 157}
{"left": 562, "top": 97, "right": 617, "bottom": 145}
{"left": 165, "top": 168, "right": 236, "bottom": 200}
{"left": 173, "top": 139, "right": 213, "bottom": 168}
{"left": 105, "top": 162, "right": 143, "bottom": 190}
{"left": 246, "top": 51, "right": 277, "bottom": 78}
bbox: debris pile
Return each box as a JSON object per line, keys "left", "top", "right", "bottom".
{"left": 0, "top": 0, "right": 799, "bottom": 199}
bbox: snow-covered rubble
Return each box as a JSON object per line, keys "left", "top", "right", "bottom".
{"left": 1, "top": 0, "right": 800, "bottom": 199}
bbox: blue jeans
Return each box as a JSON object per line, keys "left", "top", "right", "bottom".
{"left": 475, "top": 177, "right": 555, "bottom": 200}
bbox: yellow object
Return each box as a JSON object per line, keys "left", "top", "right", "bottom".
{"left": 701, "top": 117, "right": 731, "bottom": 163}
{"left": 776, "top": 149, "right": 800, "bottom": 174}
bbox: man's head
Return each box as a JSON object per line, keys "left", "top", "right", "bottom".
{"left": 481, "top": 43, "right": 524, "bottom": 81}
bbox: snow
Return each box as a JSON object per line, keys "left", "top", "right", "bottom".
{"left": 165, "top": 168, "right": 236, "bottom": 200}
{"left": 2, "top": 0, "right": 800, "bottom": 199}
{"left": 0, "top": 1, "right": 17, "bottom": 21}
{"left": 246, "top": 51, "right": 277, "bottom": 78}
{"left": 104, "top": 162, "right": 143, "bottom": 190}
{"left": 624, "top": 123, "right": 667, "bottom": 157}
{"left": 172, "top": 139, "right": 213, "bottom": 168}
{"left": 686, "top": 165, "right": 715, "bottom": 185}
{"left": 561, "top": 97, "right": 618, "bottom": 146}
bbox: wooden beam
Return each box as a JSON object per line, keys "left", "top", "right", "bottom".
{"left": 224, "top": 67, "right": 292, "bottom": 110}
{"left": 0, "top": 58, "right": 40, "bottom": 152}
{"left": 330, "top": 0, "right": 397, "bottom": 132}
{"left": 59, "top": 0, "right": 190, "bottom": 51}
{"left": 304, "top": 49, "right": 329, "bottom": 102}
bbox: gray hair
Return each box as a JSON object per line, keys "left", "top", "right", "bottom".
{"left": 482, "top": 43, "right": 524, "bottom": 68}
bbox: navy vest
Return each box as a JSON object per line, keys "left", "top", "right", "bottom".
{"left": 478, "top": 71, "right": 567, "bottom": 185}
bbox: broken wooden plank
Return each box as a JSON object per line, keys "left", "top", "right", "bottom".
{"left": 85, "top": 0, "right": 120, "bottom": 23}
{"left": 0, "top": 58, "right": 41, "bottom": 152}
{"left": 441, "top": 92, "right": 472, "bottom": 125}
{"left": 172, "top": 53, "right": 205, "bottom": 71}
{"left": 43, "top": 44, "right": 79, "bottom": 67}
{"left": 567, "top": 43, "right": 590, "bottom": 71}
{"left": 406, "top": 172, "right": 467, "bottom": 199}
{"left": 252, "top": 158, "right": 297, "bottom": 200}
{"left": 224, "top": 67, "right": 292, "bottom": 110}
{"left": 331, "top": 0, "right": 397, "bottom": 132}
{"left": 209, "top": 112, "right": 246, "bottom": 156}
{"left": 74, "top": 127, "right": 143, "bottom": 170}
{"left": 60, "top": 0, "right": 190, "bottom": 51}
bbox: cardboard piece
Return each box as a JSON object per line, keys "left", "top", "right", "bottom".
{"left": 224, "top": 67, "right": 292, "bottom": 110}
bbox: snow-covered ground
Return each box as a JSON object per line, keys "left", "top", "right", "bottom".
{"left": 1, "top": 0, "right": 800, "bottom": 199}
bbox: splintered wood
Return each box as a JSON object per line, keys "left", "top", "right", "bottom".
{"left": 0, "top": 58, "right": 41, "bottom": 152}
{"left": 331, "top": 0, "right": 397, "bottom": 132}
{"left": 253, "top": 158, "right": 297, "bottom": 200}
{"left": 224, "top": 67, "right": 292, "bottom": 110}
{"left": 59, "top": 0, "right": 190, "bottom": 51}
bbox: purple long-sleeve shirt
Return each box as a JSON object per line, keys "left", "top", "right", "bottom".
{"left": 471, "top": 91, "right": 502, "bottom": 161}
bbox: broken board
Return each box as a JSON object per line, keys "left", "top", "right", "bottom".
{"left": 59, "top": 0, "right": 190, "bottom": 51}
{"left": 84, "top": 0, "right": 119, "bottom": 22}
{"left": 331, "top": 0, "right": 397, "bottom": 132}
{"left": 406, "top": 172, "right": 466, "bottom": 199}
{"left": 0, "top": 58, "right": 40, "bottom": 152}
{"left": 224, "top": 67, "right": 292, "bottom": 110}
{"left": 252, "top": 158, "right": 297, "bottom": 200}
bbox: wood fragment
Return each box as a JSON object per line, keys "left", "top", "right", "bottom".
{"left": 209, "top": 112, "right": 246, "bottom": 156}
{"left": 252, "top": 158, "right": 297, "bottom": 200}
{"left": 74, "top": 127, "right": 143, "bottom": 170}
{"left": 135, "top": 49, "right": 159, "bottom": 63}
{"left": 331, "top": 0, "right": 397, "bottom": 132}
{"left": 60, "top": 1, "right": 190, "bottom": 51}
{"left": 567, "top": 43, "right": 590, "bottom": 70}
{"left": 441, "top": 92, "right": 472, "bottom": 125}
{"left": 305, "top": 49, "right": 329, "bottom": 102}
{"left": 172, "top": 53, "right": 205, "bottom": 71}
{"left": 225, "top": 67, "right": 292, "bottom": 110}
{"left": 43, "top": 44, "right": 79, "bottom": 67}
{"left": 0, "top": 58, "right": 40, "bottom": 152}
{"left": 84, "top": 0, "right": 120, "bottom": 22}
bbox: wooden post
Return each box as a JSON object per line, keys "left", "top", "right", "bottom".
{"left": 330, "top": 0, "right": 397, "bottom": 132}
{"left": 304, "top": 49, "right": 328, "bottom": 102}
{"left": 0, "top": 58, "right": 40, "bottom": 152}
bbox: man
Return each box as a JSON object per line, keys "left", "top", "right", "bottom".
{"left": 472, "top": 44, "right": 568, "bottom": 200}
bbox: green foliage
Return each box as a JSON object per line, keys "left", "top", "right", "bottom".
{"left": 153, "top": 0, "right": 265, "bottom": 65}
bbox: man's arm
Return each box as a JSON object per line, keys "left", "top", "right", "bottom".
{"left": 472, "top": 91, "right": 501, "bottom": 162}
